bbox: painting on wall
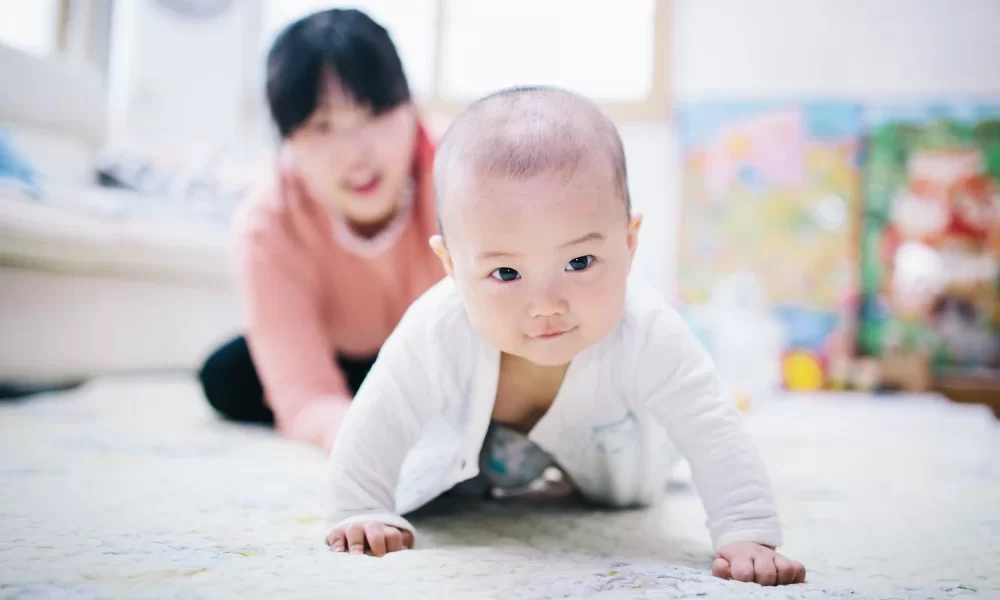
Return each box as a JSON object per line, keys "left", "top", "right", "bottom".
{"left": 676, "top": 103, "right": 863, "bottom": 369}
{"left": 859, "top": 103, "right": 1000, "bottom": 375}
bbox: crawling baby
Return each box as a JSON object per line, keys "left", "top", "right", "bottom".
{"left": 325, "top": 86, "right": 806, "bottom": 586}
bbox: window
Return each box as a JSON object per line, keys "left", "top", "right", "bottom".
{"left": 256, "top": 0, "right": 670, "bottom": 123}
{"left": 0, "top": 0, "right": 61, "bottom": 56}
{"left": 439, "top": 0, "right": 656, "bottom": 103}
{"left": 430, "top": 0, "right": 670, "bottom": 122}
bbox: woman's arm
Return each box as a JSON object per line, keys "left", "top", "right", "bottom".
{"left": 236, "top": 183, "right": 351, "bottom": 452}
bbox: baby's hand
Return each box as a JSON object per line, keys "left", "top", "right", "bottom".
{"left": 326, "top": 522, "right": 414, "bottom": 557}
{"left": 712, "top": 542, "right": 806, "bottom": 586}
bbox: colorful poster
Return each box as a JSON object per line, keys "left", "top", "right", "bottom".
{"left": 859, "top": 103, "right": 1000, "bottom": 372}
{"left": 676, "top": 103, "right": 863, "bottom": 356}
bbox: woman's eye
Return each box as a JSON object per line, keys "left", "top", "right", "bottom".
{"left": 490, "top": 268, "right": 521, "bottom": 282}
{"left": 566, "top": 255, "right": 594, "bottom": 272}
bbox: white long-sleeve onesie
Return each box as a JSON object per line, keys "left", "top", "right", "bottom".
{"left": 327, "top": 278, "right": 783, "bottom": 550}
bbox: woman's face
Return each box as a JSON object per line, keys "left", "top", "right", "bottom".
{"left": 286, "top": 74, "right": 417, "bottom": 227}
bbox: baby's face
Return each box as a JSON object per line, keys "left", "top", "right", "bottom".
{"left": 436, "top": 161, "right": 639, "bottom": 366}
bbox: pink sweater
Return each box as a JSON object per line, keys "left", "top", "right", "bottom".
{"left": 235, "top": 129, "right": 444, "bottom": 448}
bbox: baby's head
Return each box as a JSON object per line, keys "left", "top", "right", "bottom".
{"left": 430, "top": 86, "right": 641, "bottom": 366}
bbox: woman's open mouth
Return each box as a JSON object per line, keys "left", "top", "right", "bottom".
{"left": 347, "top": 175, "right": 382, "bottom": 196}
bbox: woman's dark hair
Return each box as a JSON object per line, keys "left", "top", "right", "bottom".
{"left": 265, "top": 9, "right": 411, "bottom": 138}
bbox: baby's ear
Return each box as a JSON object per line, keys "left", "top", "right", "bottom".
{"left": 429, "top": 235, "right": 454, "bottom": 277}
{"left": 627, "top": 213, "right": 642, "bottom": 260}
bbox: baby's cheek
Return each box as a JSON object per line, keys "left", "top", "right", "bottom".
{"left": 469, "top": 290, "right": 521, "bottom": 347}
{"left": 488, "top": 295, "right": 521, "bottom": 330}
{"left": 582, "top": 278, "right": 627, "bottom": 336}
{"left": 472, "top": 285, "right": 511, "bottom": 316}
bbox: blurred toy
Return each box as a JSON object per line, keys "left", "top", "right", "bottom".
{"left": 880, "top": 349, "right": 933, "bottom": 392}
{"left": 677, "top": 103, "right": 862, "bottom": 378}
{"left": 949, "top": 173, "right": 998, "bottom": 243}
{"left": 867, "top": 309, "right": 935, "bottom": 391}
{"left": 733, "top": 392, "right": 752, "bottom": 412}
{"left": 811, "top": 290, "right": 885, "bottom": 392}
{"left": 823, "top": 291, "right": 861, "bottom": 388}
{"left": 783, "top": 352, "right": 825, "bottom": 391}
{"left": 708, "top": 272, "right": 785, "bottom": 404}
{"left": 932, "top": 295, "right": 999, "bottom": 364}
{"left": 860, "top": 105, "right": 1000, "bottom": 375}
{"left": 827, "top": 355, "right": 882, "bottom": 392}
{"left": 851, "top": 357, "right": 883, "bottom": 392}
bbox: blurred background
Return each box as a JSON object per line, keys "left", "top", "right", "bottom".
{"left": 1, "top": 0, "right": 998, "bottom": 412}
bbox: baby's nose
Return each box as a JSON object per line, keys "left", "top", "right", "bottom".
{"left": 529, "top": 285, "right": 568, "bottom": 317}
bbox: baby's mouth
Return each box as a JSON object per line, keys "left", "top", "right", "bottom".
{"left": 532, "top": 327, "right": 575, "bottom": 340}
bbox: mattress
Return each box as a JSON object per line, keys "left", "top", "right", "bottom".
{"left": 1, "top": 377, "right": 998, "bottom": 599}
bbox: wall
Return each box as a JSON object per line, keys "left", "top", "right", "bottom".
{"left": 672, "top": 0, "right": 1000, "bottom": 100}
{"left": 623, "top": 0, "right": 1000, "bottom": 301}
{"left": 0, "top": 0, "right": 60, "bottom": 56}
{"left": 107, "top": 0, "right": 260, "bottom": 147}
{"left": 104, "top": 0, "right": 1000, "bottom": 299}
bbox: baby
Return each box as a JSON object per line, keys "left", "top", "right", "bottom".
{"left": 325, "top": 86, "right": 806, "bottom": 586}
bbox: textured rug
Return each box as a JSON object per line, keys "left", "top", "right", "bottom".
{"left": 1, "top": 376, "right": 998, "bottom": 599}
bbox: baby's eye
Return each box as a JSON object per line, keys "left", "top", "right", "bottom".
{"left": 566, "top": 255, "right": 594, "bottom": 272}
{"left": 490, "top": 267, "right": 521, "bottom": 282}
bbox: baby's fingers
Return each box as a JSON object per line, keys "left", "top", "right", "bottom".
{"left": 346, "top": 523, "right": 366, "bottom": 555}
{"left": 792, "top": 560, "right": 807, "bottom": 584}
{"left": 364, "top": 522, "right": 387, "bottom": 557}
{"left": 774, "top": 556, "right": 796, "bottom": 585}
{"left": 753, "top": 556, "right": 777, "bottom": 586}
{"left": 326, "top": 528, "right": 346, "bottom": 553}
{"left": 729, "top": 556, "right": 755, "bottom": 582}
{"left": 711, "top": 557, "right": 731, "bottom": 579}
{"left": 773, "top": 555, "right": 807, "bottom": 585}
{"left": 384, "top": 526, "right": 404, "bottom": 553}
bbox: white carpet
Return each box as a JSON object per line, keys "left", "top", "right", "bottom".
{"left": 1, "top": 377, "right": 998, "bottom": 599}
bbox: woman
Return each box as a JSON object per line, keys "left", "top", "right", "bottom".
{"left": 199, "top": 9, "right": 443, "bottom": 451}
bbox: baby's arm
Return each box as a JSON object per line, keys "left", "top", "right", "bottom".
{"left": 637, "top": 309, "right": 805, "bottom": 585}
{"left": 324, "top": 307, "right": 444, "bottom": 556}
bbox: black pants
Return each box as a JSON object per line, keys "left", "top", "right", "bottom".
{"left": 198, "top": 336, "right": 377, "bottom": 425}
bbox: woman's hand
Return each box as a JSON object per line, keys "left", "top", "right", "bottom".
{"left": 277, "top": 399, "right": 352, "bottom": 453}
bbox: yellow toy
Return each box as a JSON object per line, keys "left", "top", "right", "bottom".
{"left": 783, "top": 352, "right": 825, "bottom": 391}
{"left": 733, "top": 392, "right": 752, "bottom": 412}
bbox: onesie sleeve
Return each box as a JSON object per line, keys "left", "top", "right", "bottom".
{"left": 635, "top": 307, "right": 784, "bottom": 550}
{"left": 325, "top": 285, "right": 452, "bottom": 540}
